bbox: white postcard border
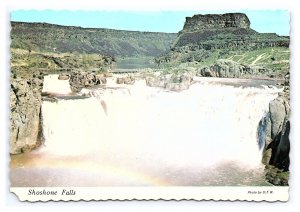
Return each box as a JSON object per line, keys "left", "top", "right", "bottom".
{"left": 11, "top": 186, "right": 289, "bottom": 202}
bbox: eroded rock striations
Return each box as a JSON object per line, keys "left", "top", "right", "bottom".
{"left": 10, "top": 74, "right": 44, "bottom": 154}
{"left": 177, "top": 13, "right": 289, "bottom": 49}
{"left": 181, "top": 13, "right": 250, "bottom": 33}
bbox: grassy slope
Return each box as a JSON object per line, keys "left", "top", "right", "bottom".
{"left": 157, "top": 26, "right": 290, "bottom": 76}
{"left": 11, "top": 22, "right": 177, "bottom": 58}
{"left": 158, "top": 47, "right": 290, "bottom": 76}
{"left": 226, "top": 47, "right": 290, "bottom": 71}
{"left": 10, "top": 48, "right": 114, "bottom": 78}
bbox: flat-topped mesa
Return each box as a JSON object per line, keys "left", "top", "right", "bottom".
{"left": 181, "top": 13, "right": 250, "bottom": 33}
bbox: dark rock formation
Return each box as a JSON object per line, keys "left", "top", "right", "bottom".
{"left": 10, "top": 77, "right": 44, "bottom": 154}
{"left": 197, "top": 59, "right": 268, "bottom": 78}
{"left": 175, "top": 13, "right": 289, "bottom": 49}
{"left": 181, "top": 13, "right": 250, "bottom": 33}
{"left": 258, "top": 76, "right": 290, "bottom": 185}
{"left": 262, "top": 95, "right": 290, "bottom": 171}
{"left": 199, "top": 66, "right": 216, "bottom": 77}
{"left": 69, "top": 71, "right": 107, "bottom": 92}
{"left": 157, "top": 13, "right": 289, "bottom": 67}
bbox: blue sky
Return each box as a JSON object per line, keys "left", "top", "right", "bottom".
{"left": 11, "top": 10, "right": 290, "bottom": 35}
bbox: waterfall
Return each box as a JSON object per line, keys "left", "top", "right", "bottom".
{"left": 13, "top": 74, "right": 281, "bottom": 186}
{"left": 41, "top": 77, "right": 279, "bottom": 167}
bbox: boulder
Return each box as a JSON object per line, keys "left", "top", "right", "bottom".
{"left": 69, "top": 71, "right": 106, "bottom": 92}
{"left": 146, "top": 73, "right": 192, "bottom": 91}
{"left": 213, "top": 60, "right": 244, "bottom": 78}
{"left": 200, "top": 66, "right": 215, "bottom": 77}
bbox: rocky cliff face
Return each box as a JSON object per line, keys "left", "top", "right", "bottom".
{"left": 157, "top": 13, "right": 289, "bottom": 69}
{"left": 175, "top": 13, "right": 288, "bottom": 49}
{"left": 257, "top": 76, "right": 290, "bottom": 185}
{"left": 10, "top": 74, "right": 44, "bottom": 154}
{"left": 261, "top": 92, "right": 290, "bottom": 168}
{"left": 181, "top": 13, "right": 250, "bottom": 33}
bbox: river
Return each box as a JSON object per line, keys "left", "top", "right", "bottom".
{"left": 10, "top": 75, "right": 281, "bottom": 187}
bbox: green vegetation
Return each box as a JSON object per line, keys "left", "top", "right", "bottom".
{"left": 10, "top": 48, "right": 114, "bottom": 78}
{"left": 157, "top": 24, "right": 290, "bottom": 77}
{"left": 11, "top": 22, "right": 176, "bottom": 58}
{"left": 225, "top": 47, "right": 290, "bottom": 71}
{"left": 10, "top": 20, "right": 290, "bottom": 78}
{"left": 157, "top": 46, "right": 290, "bottom": 76}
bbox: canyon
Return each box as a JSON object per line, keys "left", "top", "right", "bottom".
{"left": 10, "top": 12, "right": 290, "bottom": 186}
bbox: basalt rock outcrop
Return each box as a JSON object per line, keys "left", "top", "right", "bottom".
{"left": 69, "top": 71, "right": 107, "bottom": 92}
{"left": 10, "top": 75, "right": 44, "bottom": 154}
{"left": 181, "top": 13, "right": 250, "bottom": 32}
{"left": 177, "top": 13, "right": 289, "bottom": 50}
{"left": 157, "top": 13, "right": 289, "bottom": 68}
{"left": 146, "top": 74, "right": 192, "bottom": 91}
{"left": 196, "top": 59, "right": 270, "bottom": 78}
{"left": 261, "top": 94, "right": 290, "bottom": 169}
{"left": 258, "top": 74, "right": 290, "bottom": 185}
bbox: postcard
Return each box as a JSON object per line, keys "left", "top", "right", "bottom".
{"left": 9, "top": 10, "right": 290, "bottom": 201}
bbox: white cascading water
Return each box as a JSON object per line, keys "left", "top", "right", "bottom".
{"left": 42, "top": 74, "right": 72, "bottom": 95}
{"left": 14, "top": 74, "right": 281, "bottom": 186}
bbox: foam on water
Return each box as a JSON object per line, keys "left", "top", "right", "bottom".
{"left": 41, "top": 78, "right": 279, "bottom": 170}
{"left": 11, "top": 75, "right": 281, "bottom": 186}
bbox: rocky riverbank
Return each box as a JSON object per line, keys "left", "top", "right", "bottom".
{"left": 10, "top": 69, "right": 291, "bottom": 188}
{"left": 10, "top": 72, "right": 44, "bottom": 154}
{"left": 259, "top": 75, "right": 290, "bottom": 185}
{"left": 196, "top": 59, "right": 274, "bottom": 78}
